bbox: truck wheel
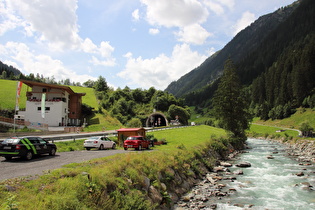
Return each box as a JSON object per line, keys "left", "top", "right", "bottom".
{"left": 25, "top": 151, "right": 33, "bottom": 160}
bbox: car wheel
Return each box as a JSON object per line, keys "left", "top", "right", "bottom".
{"left": 25, "top": 151, "right": 33, "bottom": 160}
{"left": 4, "top": 156, "right": 12, "bottom": 160}
{"left": 112, "top": 144, "right": 116, "bottom": 149}
{"left": 49, "top": 148, "right": 56, "bottom": 156}
{"left": 124, "top": 147, "right": 127, "bottom": 150}
{"left": 138, "top": 145, "right": 142, "bottom": 151}
{"left": 99, "top": 144, "right": 104, "bottom": 150}
{"left": 86, "top": 148, "right": 91, "bottom": 150}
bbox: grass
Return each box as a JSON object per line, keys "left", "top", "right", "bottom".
{"left": 0, "top": 79, "right": 99, "bottom": 110}
{"left": 0, "top": 79, "right": 27, "bottom": 110}
{"left": 69, "top": 85, "right": 99, "bottom": 108}
{"left": 248, "top": 123, "right": 299, "bottom": 139}
{"left": 253, "top": 108, "right": 315, "bottom": 130}
{"left": 54, "top": 136, "right": 120, "bottom": 152}
{"left": 151, "top": 125, "right": 227, "bottom": 151}
{"left": 82, "top": 110, "right": 122, "bottom": 132}
{"left": 0, "top": 125, "right": 227, "bottom": 210}
{"left": 0, "top": 79, "right": 121, "bottom": 130}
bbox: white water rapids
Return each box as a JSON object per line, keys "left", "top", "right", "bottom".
{"left": 215, "top": 138, "right": 315, "bottom": 209}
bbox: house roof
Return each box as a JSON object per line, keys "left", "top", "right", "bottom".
{"left": 116, "top": 128, "right": 145, "bottom": 132}
{"left": 20, "top": 80, "right": 86, "bottom": 96}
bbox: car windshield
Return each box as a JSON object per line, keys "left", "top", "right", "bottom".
{"left": 2, "top": 138, "right": 20, "bottom": 144}
{"left": 88, "top": 137, "right": 99, "bottom": 140}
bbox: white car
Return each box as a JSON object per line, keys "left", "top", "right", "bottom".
{"left": 83, "top": 136, "right": 116, "bottom": 150}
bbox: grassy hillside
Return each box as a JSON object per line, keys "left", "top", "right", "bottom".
{"left": 0, "top": 79, "right": 98, "bottom": 110}
{"left": 70, "top": 85, "right": 99, "bottom": 108}
{"left": 0, "top": 79, "right": 122, "bottom": 130}
{"left": 253, "top": 108, "right": 315, "bottom": 130}
{"left": 0, "top": 79, "right": 27, "bottom": 110}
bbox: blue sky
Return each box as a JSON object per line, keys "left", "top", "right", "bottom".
{"left": 0, "top": 0, "right": 296, "bottom": 90}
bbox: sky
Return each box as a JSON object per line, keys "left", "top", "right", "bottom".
{"left": 0, "top": 0, "right": 297, "bottom": 90}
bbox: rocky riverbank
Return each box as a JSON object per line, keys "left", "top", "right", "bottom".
{"left": 284, "top": 139, "right": 315, "bottom": 163}
{"left": 173, "top": 151, "right": 252, "bottom": 209}
{"left": 173, "top": 138, "right": 315, "bottom": 210}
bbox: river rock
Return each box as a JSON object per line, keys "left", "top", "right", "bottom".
{"left": 210, "top": 204, "right": 217, "bottom": 209}
{"left": 233, "top": 169, "right": 244, "bottom": 175}
{"left": 236, "top": 162, "right": 251, "bottom": 168}
{"left": 220, "top": 162, "right": 232, "bottom": 167}
{"left": 213, "top": 166, "right": 225, "bottom": 172}
{"left": 296, "top": 172, "right": 304, "bottom": 176}
{"left": 267, "top": 155, "right": 275, "bottom": 159}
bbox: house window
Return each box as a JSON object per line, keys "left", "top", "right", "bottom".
{"left": 38, "top": 107, "right": 51, "bottom": 111}
{"left": 43, "top": 88, "right": 47, "bottom": 92}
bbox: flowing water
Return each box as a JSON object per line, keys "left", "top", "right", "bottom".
{"left": 214, "top": 138, "right": 315, "bottom": 210}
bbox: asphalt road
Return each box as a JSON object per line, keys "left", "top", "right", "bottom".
{"left": 0, "top": 149, "right": 130, "bottom": 181}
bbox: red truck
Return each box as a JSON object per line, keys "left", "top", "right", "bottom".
{"left": 123, "top": 136, "right": 151, "bottom": 150}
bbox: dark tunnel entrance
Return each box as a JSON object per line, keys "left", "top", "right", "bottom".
{"left": 146, "top": 112, "right": 169, "bottom": 127}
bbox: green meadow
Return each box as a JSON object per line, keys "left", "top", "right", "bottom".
{"left": 0, "top": 125, "right": 227, "bottom": 209}
{"left": 0, "top": 79, "right": 27, "bottom": 110}
{"left": 0, "top": 79, "right": 98, "bottom": 110}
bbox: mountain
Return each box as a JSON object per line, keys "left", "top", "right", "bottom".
{"left": 0, "top": 61, "right": 22, "bottom": 77}
{"left": 165, "top": 0, "right": 301, "bottom": 97}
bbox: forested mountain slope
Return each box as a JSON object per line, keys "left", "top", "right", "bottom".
{"left": 165, "top": 0, "right": 300, "bottom": 97}
{"left": 166, "top": 0, "right": 315, "bottom": 121}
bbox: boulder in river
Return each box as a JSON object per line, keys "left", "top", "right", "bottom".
{"left": 236, "top": 162, "right": 251, "bottom": 168}
{"left": 220, "top": 162, "right": 232, "bottom": 167}
{"left": 267, "top": 155, "right": 275, "bottom": 159}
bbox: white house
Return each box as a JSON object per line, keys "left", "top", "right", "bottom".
{"left": 18, "top": 80, "right": 86, "bottom": 127}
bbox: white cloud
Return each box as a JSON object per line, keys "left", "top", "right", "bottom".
{"left": 215, "top": 0, "right": 235, "bottom": 11}
{"left": 141, "top": 0, "right": 208, "bottom": 28}
{"left": 81, "top": 38, "right": 98, "bottom": 54}
{"left": 233, "top": 11, "right": 256, "bottom": 35}
{"left": 203, "top": 1, "right": 225, "bottom": 15}
{"left": 0, "top": 1, "right": 22, "bottom": 35}
{"left": 175, "top": 24, "right": 212, "bottom": 45}
{"left": 132, "top": 9, "right": 140, "bottom": 21}
{"left": 3, "top": 0, "right": 116, "bottom": 67}
{"left": 0, "top": 42, "right": 96, "bottom": 84}
{"left": 8, "top": 0, "right": 81, "bottom": 50}
{"left": 118, "top": 44, "right": 207, "bottom": 89}
{"left": 149, "top": 28, "right": 160, "bottom": 35}
{"left": 89, "top": 56, "right": 116, "bottom": 67}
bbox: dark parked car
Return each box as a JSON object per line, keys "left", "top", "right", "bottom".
{"left": 0, "top": 136, "right": 57, "bottom": 160}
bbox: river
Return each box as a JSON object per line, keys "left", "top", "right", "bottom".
{"left": 215, "top": 138, "right": 315, "bottom": 209}
{"left": 175, "top": 138, "right": 315, "bottom": 209}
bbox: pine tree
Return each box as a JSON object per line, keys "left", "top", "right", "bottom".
{"left": 212, "top": 59, "right": 251, "bottom": 140}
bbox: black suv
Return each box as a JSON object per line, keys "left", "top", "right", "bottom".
{"left": 0, "top": 136, "right": 57, "bottom": 160}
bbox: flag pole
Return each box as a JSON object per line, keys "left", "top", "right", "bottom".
{"left": 14, "top": 81, "right": 23, "bottom": 135}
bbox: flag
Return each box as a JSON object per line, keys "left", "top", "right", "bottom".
{"left": 15, "top": 81, "right": 23, "bottom": 111}
{"left": 41, "top": 93, "right": 46, "bottom": 118}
